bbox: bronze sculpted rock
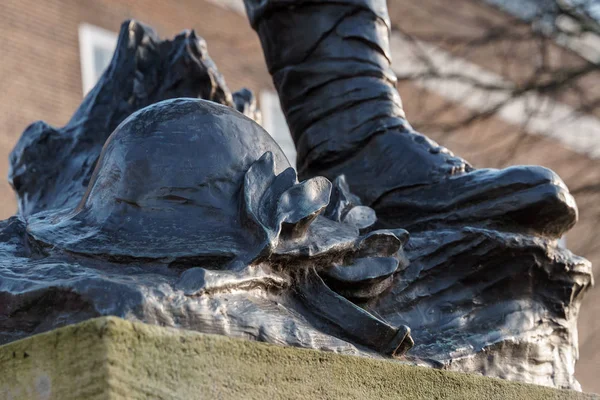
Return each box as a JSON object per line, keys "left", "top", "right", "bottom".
{"left": 0, "top": 0, "right": 592, "bottom": 392}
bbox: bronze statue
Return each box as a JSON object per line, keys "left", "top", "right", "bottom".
{"left": 0, "top": 0, "right": 592, "bottom": 391}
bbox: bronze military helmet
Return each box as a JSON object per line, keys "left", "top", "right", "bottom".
{"left": 27, "top": 98, "right": 292, "bottom": 263}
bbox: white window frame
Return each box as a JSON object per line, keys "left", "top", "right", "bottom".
{"left": 205, "top": 0, "right": 246, "bottom": 14}
{"left": 78, "top": 23, "right": 118, "bottom": 95}
{"left": 260, "top": 90, "right": 297, "bottom": 168}
{"left": 558, "top": 235, "right": 567, "bottom": 249}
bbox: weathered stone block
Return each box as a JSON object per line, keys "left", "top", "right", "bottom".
{"left": 0, "top": 317, "right": 596, "bottom": 400}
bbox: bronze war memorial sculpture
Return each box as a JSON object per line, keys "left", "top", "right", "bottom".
{"left": 0, "top": 0, "right": 593, "bottom": 391}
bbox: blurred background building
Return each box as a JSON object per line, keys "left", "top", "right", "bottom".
{"left": 1, "top": 0, "right": 599, "bottom": 392}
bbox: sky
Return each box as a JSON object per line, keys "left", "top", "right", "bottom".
{"left": 484, "top": 0, "right": 600, "bottom": 21}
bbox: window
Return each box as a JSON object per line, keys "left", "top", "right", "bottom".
{"left": 558, "top": 235, "right": 567, "bottom": 249}
{"left": 260, "top": 91, "right": 297, "bottom": 168}
{"left": 205, "top": 0, "right": 246, "bottom": 14}
{"left": 78, "top": 23, "right": 117, "bottom": 95}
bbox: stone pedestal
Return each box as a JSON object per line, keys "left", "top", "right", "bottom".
{"left": 0, "top": 317, "right": 596, "bottom": 400}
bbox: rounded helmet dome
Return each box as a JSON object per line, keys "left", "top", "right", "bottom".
{"left": 27, "top": 98, "right": 291, "bottom": 262}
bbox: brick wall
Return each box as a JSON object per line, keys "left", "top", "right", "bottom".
{"left": 1, "top": 0, "right": 599, "bottom": 393}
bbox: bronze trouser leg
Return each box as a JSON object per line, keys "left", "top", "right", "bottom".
{"left": 243, "top": 0, "right": 471, "bottom": 203}
{"left": 245, "top": 0, "right": 404, "bottom": 169}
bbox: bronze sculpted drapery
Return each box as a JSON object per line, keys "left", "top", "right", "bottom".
{"left": 0, "top": 0, "right": 592, "bottom": 391}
